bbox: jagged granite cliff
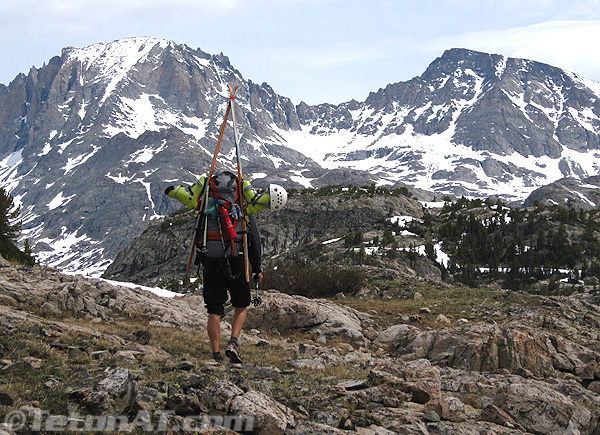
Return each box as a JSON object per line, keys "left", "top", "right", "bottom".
{"left": 103, "top": 188, "right": 426, "bottom": 287}
{"left": 0, "top": 38, "right": 376, "bottom": 273}
{"left": 1, "top": 38, "right": 600, "bottom": 274}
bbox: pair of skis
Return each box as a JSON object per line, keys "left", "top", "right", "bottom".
{"left": 186, "top": 84, "right": 250, "bottom": 283}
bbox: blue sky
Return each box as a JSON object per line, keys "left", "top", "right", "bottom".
{"left": 1, "top": 0, "right": 600, "bottom": 105}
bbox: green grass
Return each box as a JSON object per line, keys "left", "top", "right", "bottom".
{"left": 338, "top": 280, "right": 543, "bottom": 329}
{"left": 0, "top": 331, "right": 77, "bottom": 415}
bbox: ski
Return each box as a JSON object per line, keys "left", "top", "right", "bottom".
{"left": 228, "top": 84, "right": 251, "bottom": 283}
{"left": 185, "top": 88, "right": 235, "bottom": 277}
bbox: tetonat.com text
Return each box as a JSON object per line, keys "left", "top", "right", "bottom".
{"left": 2, "top": 408, "right": 255, "bottom": 432}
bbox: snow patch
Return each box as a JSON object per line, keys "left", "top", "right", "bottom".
{"left": 290, "top": 170, "right": 314, "bottom": 188}
{"left": 104, "top": 93, "right": 209, "bottom": 140}
{"left": 106, "top": 173, "right": 136, "bottom": 184}
{"left": 47, "top": 192, "right": 76, "bottom": 210}
{"left": 100, "top": 278, "right": 180, "bottom": 298}
{"left": 70, "top": 37, "right": 170, "bottom": 105}
{"left": 36, "top": 227, "right": 91, "bottom": 265}
{"left": 127, "top": 140, "right": 168, "bottom": 164}
{"left": 39, "top": 143, "right": 52, "bottom": 156}
{"left": 137, "top": 179, "right": 162, "bottom": 221}
{"left": 1, "top": 149, "right": 23, "bottom": 167}
{"left": 389, "top": 215, "right": 417, "bottom": 226}
{"left": 421, "top": 201, "right": 446, "bottom": 208}
{"left": 63, "top": 146, "right": 100, "bottom": 174}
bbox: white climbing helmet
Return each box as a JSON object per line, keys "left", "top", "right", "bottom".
{"left": 269, "top": 184, "right": 287, "bottom": 210}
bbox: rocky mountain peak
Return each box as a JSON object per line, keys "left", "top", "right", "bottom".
{"left": 2, "top": 40, "right": 600, "bottom": 273}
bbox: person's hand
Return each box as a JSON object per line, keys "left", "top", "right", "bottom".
{"left": 254, "top": 272, "right": 263, "bottom": 284}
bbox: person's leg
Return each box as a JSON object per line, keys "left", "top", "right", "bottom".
{"left": 230, "top": 307, "right": 247, "bottom": 340}
{"left": 203, "top": 260, "right": 228, "bottom": 361}
{"left": 207, "top": 313, "right": 222, "bottom": 353}
{"left": 225, "top": 257, "right": 251, "bottom": 363}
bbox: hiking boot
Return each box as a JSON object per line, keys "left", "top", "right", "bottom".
{"left": 225, "top": 341, "right": 242, "bottom": 364}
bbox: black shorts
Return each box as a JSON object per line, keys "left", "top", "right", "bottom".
{"left": 202, "top": 256, "right": 251, "bottom": 316}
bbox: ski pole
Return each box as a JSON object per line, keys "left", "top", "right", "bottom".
{"left": 252, "top": 279, "right": 262, "bottom": 306}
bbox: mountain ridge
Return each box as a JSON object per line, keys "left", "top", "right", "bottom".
{"left": 1, "top": 37, "right": 600, "bottom": 273}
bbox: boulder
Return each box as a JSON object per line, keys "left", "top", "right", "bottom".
{"left": 131, "top": 387, "right": 166, "bottom": 413}
{"left": 246, "top": 291, "right": 367, "bottom": 344}
{"left": 495, "top": 381, "right": 596, "bottom": 434}
{"left": 199, "top": 379, "right": 244, "bottom": 414}
{"left": 375, "top": 322, "right": 600, "bottom": 379}
{"left": 229, "top": 390, "right": 295, "bottom": 435}
{"left": 94, "top": 367, "right": 136, "bottom": 414}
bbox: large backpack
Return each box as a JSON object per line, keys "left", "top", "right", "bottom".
{"left": 198, "top": 171, "right": 245, "bottom": 260}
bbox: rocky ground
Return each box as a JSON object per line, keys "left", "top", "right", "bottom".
{"left": 1, "top": 255, "right": 600, "bottom": 434}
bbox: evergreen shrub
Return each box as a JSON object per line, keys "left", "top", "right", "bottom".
{"left": 262, "top": 263, "right": 366, "bottom": 298}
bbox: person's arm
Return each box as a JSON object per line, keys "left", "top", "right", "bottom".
{"left": 247, "top": 215, "right": 262, "bottom": 281}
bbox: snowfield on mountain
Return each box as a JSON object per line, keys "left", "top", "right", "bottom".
{"left": 1, "top": 37, "right": 600, "bottom": 273}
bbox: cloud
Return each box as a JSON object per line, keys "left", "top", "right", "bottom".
{"left": 0, "top": 0, "right": 241, "bottom": 35}
{"left": 280, "top": 42, "right": 389, "bottom": 69}
{"left": 420, "top": 20, "right": 600, "bottom": 81}
{"left": 421, "top": 0, "right": 600, "bottom": 20}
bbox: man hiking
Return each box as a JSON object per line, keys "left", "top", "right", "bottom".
{"left": 165, "top": 84, "right": 287, "bottom": 363}
{"left": 203, "top": 205, "right": 263, "bottom": 363}
{"left": 165, "top": 171, "right": 287, "bottom": 363}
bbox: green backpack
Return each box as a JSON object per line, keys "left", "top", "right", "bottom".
{"left": 199, "top": 171, "right": 245, "bottom": 260}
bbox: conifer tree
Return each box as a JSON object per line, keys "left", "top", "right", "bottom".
{"left": 0, "top": 187, "right": 34, "bottom": 265}
{"left": 0, "top": 187, "right": 21, "bottom": 241}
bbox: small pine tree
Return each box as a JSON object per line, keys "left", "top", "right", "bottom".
{"left": 424, "top": 240, "right": 436, "bottom": 263}
{"left": 0, "top": 187, "right": 21, "bottom": 241}
{"left": 24, "top": 238, "right": 32, "bottom": 257}
{"left": 381, "top": 230, "right": 395, "bottom": 246}
{"left": 0, "top": 187, "right": 34, "bottom": 265}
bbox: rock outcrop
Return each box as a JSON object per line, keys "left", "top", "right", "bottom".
{"left": 376, "top": 322, "right": 600, "bottom": 379}
{"left": 103, "top": 189, "right": 427, "bottom": 287}
{"left": 245, "top": 290, "right": 370, "bottom": 345}
{"left": 0, "top": 255, "right": 207, "bottom": 328}
{"left": 524, "top": 174, "right": 600, "bottom": 210}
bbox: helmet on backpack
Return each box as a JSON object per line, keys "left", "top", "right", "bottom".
{"left": 243, "top": 181, "right": 288, "bottom": 214}
{"left": 166, "top": 174, "right": 288, "bottom": 214}
{"left": 269, "top": 184, "right": 287, "bottom": 210}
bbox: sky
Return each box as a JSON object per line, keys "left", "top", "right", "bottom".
{"left": 1, "top": 0, "right": 600, "bottom": 105}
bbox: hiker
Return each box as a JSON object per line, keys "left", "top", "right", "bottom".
{"left": 165, "top": 171, "right": 287, "bottom": 363}
{"left": 203, "top": 207, "right": 262, "bottom": 363}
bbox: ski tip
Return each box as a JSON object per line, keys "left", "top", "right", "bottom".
{"left": 228, "top": 84, "right": 238, "bottom": 99}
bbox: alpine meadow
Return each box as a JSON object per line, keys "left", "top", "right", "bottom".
{"left": 1, "top": 37, "right": 600, "bottom": 434}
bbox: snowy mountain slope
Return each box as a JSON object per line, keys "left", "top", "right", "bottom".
{"left": 0, "top": 37, "right": 363, "bottom": 273}
{"left": 282, "top": 48, "right": 600, "bottom": 200}
{"left": 1, "top": 39, "right": 600, "bottom": 273}
{"left": 523, "top": 174, "right": 600, "bottom": 210}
